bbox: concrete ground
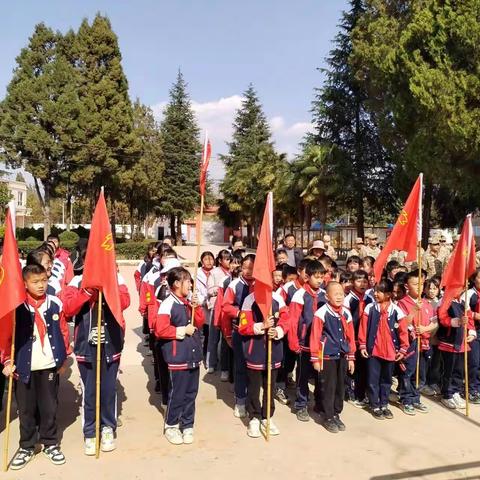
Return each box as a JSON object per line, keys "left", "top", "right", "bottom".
{"left": 1, "top": 264, "right": 480, "bottom": 480}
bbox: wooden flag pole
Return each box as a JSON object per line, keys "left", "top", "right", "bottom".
{"left": 415, "top": 242, "right": 423, "bottom": 388}
{"left": 464, "top": 264, "right": 470, "bottom": 417}
{"left": 95, "top": 292, "right": 103, "bottom": 458}
{"left": 191, "top": 194, "right": 205, "bottom": 323}
{"left": 3, "top": 312, "right": 16, "bottom": 472}
{"left": 265, "top": 313, "right": 272, "bottom": 442}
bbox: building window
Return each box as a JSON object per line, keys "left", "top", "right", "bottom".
{"left": 17, "top": 191, "right": 23, "bottom": 206}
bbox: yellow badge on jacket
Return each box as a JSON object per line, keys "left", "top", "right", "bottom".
{"left": 52, "top": 314, "right": 59, "bottom": 321}
{"left": 240, "top": 312, "right": 248, "bottom": 326}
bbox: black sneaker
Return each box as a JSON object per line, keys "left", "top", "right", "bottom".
{"left": 143, "top": 335, "right": 150, "bottom": 347}
{"left": 323, "top": 418, "right": 339, "bottom": 433}
{"left": 11, "top": 448, "right": 35, "bottom": 470}
{"left": 372, "top": 408, "right": 384, "bottom": 420}
{"left": 333, "top": 415, "right": 346, "bottom": 431}
{"left": 154, "top": 380, "right": 161, "bottom": 393}
{"left": 43, "top": 445, "right": 65, "bottom": 465}
{"left": 382, "top": 407, "right": 394, "bottom": 419}
{"left": 274, "top": 388, "right": 290, "bottom": 405}
{"left": 469, "top": 393, "right": 480, "bottom": 404}
{"left": 295, "top": 407, "right": 310, "bottom": 422}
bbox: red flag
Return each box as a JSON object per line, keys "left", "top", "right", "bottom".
{"left": 439, "top": 215, "right": 476, "bottom": 317}
{"left": 199, "top": 133, "right": 211, "bottom": 196}
{"left": 82, "top": 190, "right": 124, "bottom": 328}
{"left": 0, "top": 208, "right": 26, "bottom": 320}
{"left": 253, "top": 192, "right": 275, "bottom": 320}
{"left": 374, "top": 174, "right": 423, "bottom": 281}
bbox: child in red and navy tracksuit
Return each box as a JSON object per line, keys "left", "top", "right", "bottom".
{"left": 397, "top": 271, "right": 436, "bottom": 415}
{"left": 134, "top": 242, "right": 157, "bottom": 293}
{"left": 221, "top": 254, "right": 256, "bottom": 419}
{"left": 62, "top": 269, "right": 130, "bottom": 455}
{"left": 358, "top": 279, "right": 409, "bottom": 419}
{"left": 466, "top": 268, "right": 480, "bottom": 403}
{"left": 153, "top": 267, "right": 204, "bottom": 445}
{"left": 2, "top": 264, "right": 70, "bottom": 470}
{"left": 310, "top": 282, "right": 356, "bottom": 433}
{"left": 288, "top": 259, "right": 326, "bottom": 422}
{"left": 343, "top": 269, "right": 372, "bottom": 406}
{"left": 437, "top": 294, "right": 476, "bottom": 410}
{"left": 239, "top": 291, "right": 290, "bottom": 438}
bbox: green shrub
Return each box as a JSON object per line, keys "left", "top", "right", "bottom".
{"left": 115, "top": 241, "right": 151, "bottom": 259}
{"left": 18, "top": 240, "right": 77, "bottom": 255}
{"left": 59, "top": 230, "right": 80, "bottom": 243}
{"left": 25, "top": 236, "right": 38, "bottom": 241}
{"left": 0, "top": 225, "right": 4, "bottom": 238}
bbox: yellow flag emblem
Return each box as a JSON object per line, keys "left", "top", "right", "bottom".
{"left": 101, "top": 233, "right": 114, "bottom": 252}
{"left": 240, "top": 312, "right": 248, "bottom": 326}
{"left": 399, "top": 209, "right": 408, "bottom": 226}
{"left": 0, "top": 266, "right": 4, "bottom": 286}
{"left": 146, "top": 292, "right": 151, "bottom": 302}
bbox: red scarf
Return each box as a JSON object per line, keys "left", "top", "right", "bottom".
{"left": 27, "top": 293, "right": 47, "bottom": 350}
{"left": 202, "top": 267, "right": 212, "bottom": 278}
{"left": 354, "top": 289, "right": 366, "bottom": 321}
{"left": 329, "top": 303, "right": 350, "bottom": 337}
{"left": 376, "top": 302, "right": 392, "bottom": 358}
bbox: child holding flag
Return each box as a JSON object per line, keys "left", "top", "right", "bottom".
{"left": 238, "top": 291, "right": 290, "bottom": 437}
{"left": 152, "top": 267, "right": 204, "bottom": 445}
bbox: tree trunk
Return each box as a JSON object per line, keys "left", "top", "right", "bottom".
{"left": 170, "top": 214, "right": 176, "bottom": 239}
{"left": 246, "top": 223, "right": 252, "bottom": 247}
{"left": 176, "top": 215, "right": 183, "bottom": 245}
{"left": 356, "top": 189, "right": 365, "bottom": 238}
{"left": 422, "top": 178, "right": 433, "bottom": 250}
{"left": 33, "top": 177, "right": 51, "bottom": 240}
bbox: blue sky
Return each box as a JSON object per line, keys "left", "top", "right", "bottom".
{"left": 1, "top": 0, "right": 349, "bottom": 179}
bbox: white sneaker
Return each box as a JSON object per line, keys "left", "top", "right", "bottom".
{"left": 452, "top": 393, "right": 466, "bottom": 409}
{"left": 165, "top": 427, "right": 183, "bottom": 445}
{"left": 441, "top": 397, "right": 457, "bottom": 409}
{"left": 182, "top": 428, "right": 194, "bottom": 444}
{"left": 84, "top": 438, "right": 96, "bottom": 456}
{"left": 220, "top": 371, "right": 229, "bottom": 382}
{"left": 207, "top": 367, "right": 215, "bottom": 374}
{"left": 233, "top": 404, "right": 247, "bottom": 418}
{"left": 261, "top": 419, "right": 280, "bottom": 436}
{"left": 100, "top": 426, "right": 116, "bottom": 452}
{"left": 247, "top": 418, "right": 261, "bottom": 438}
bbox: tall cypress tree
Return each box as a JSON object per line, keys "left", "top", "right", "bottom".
{"left": 158, "top": 71, "right": 201, "bottom": 242}
{"left": 0, "top": 23, "right": 80, "bottom": 237}
{"left": 220, "top": 84, "right": 282, "bottom": 242}
{"left": 69, "top": 14, "right": 138, "bottom": 205}
{"left": 309, "top": 0, "right": 394, "bottom": 236}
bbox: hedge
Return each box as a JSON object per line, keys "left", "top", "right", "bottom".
{"left": 17, "top": 240, "right": 151, "bottom": 260}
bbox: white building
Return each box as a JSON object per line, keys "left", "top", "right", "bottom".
{"left": 1, "top": 178, "right": 29, "bottom": 227}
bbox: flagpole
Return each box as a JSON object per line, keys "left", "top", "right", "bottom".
{"left": 3, "top": 313, "right": 16, "bottom": 472}
{"left": 191, "top": 193, "right": 205, "bottom": 323}
{"left": 415, "top": 242, "right": 423, "bottom": 388}
{"left": 464, "top": 238, "right": 471, "bottom": 417}
{"left": 95, "top": 292, "right": 102, "bottom": 458}
{"left": 266, "top": 318, "right": 272, "bottom": 442}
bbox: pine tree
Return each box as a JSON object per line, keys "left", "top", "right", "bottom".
{"left": 69, "top": 14, "right": 139, "bottom": 205}
{"left": 158, "top": 71, "right": 201, "bottom": 242}
{"left": 309, "top": 0, "right": 394, "bottom": 237}
{"left": 220, "top": 84, "right": 283, "bottom": 243}
{"left": 0, "top": 23, "right": 81, "bottom": 238}
{"left": 122, "top": 100, "right": 164, "bottom": 236}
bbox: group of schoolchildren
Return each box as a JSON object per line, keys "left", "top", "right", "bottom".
{"left": 0, "top": 234, "right": 130, "bottom": 470}
{"left": 134, "top": 234, "right": 480, "bottom": 443}
{"left": 3, "top": 229, "right": 478, "bottom": 470}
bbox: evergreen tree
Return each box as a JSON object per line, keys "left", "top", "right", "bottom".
{"left": 158, "top": 71, "right": 201, "bottom": 242}
{"left": 122, "top": 100, "right": 164, "bottom": 236}
{"left": 69, "top": 14, "right": 139, "bottom": 205}
{"left": 220, "top": 84, "right": 284, "bottom": 243}
{"left": 309, "top": 0, "right": 395, "bottom": 237}
{"left": 0, "top": 23, "right": 80, "bottom": 238}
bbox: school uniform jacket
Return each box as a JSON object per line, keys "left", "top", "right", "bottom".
{"left": 437, "top": 299, "right": 476, "bottom": 353}
{"left": 343, "top": 290, "right": 373, "bottom": 338}
{"left": 153, "top": 293, "right": 205, "bottom": 370}
{"left": 466, "top": 288, "right": 480, "bottom": 334}
{"left": 309, "top": 304, "right": 356, "bottom": 363}
{"left": 195, "top": 268, "right": 211, "bottom": 308}
{"left": 221, "top": 277, "right": 254, "bottom": 339}
{"left": 61, "top": 275, "right": 130, "bottom": 363}
{"left": 53, "top": 248, "right": 74, "bottom": 289}
{"left": 134, "top": 258, "right": 153, "bottom": 293}
{"left": 288, "top": 285, "right": 326, "bottom": 353}
{"left": 277, "top": 279, "right": 303, "bottom": 306}
{"left": 138, "top": 260, "right": 161, "bottom": 316}
{"left": 358, "top": 302, "right": 409, "bottom": 360}
{"left": 397, "top": 295, "right": 435, "bottom": 352}
{"left": 238, "top": 292, "right": 290, "bottom": 370}
{"left": 2, "top": 295, "right": 70, "bottom": 384}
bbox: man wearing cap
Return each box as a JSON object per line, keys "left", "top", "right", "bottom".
{"left": 282, "top": 233, "right": 304, "bottom": 268}
{"left": 347, "top": 237, "right": 365, "bottom": 259}
{"left": 423, "top": 237, "right": 447, "bottom": 278}
{"left": 363, "top": 233, "right": 381, "bottom": 259}
{"left": 323, "top": 234, "right": 337, "bottom": 260}
{"left": 439, "top": 234, "right": 450, "bottom": 259}
{"left": 308, "top": 239, "right": 326, "bottom": 259}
